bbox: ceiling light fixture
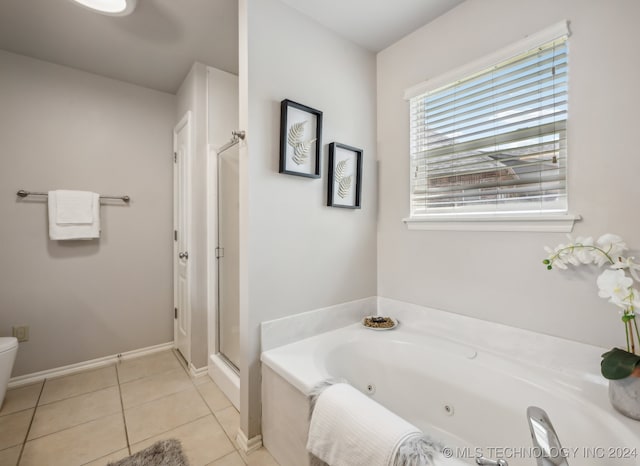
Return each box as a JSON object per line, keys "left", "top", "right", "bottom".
{"left": 70, "top": 0, "right": 138, "bottom": 16}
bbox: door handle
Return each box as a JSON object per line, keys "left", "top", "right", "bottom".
{"left": 178, "top": 252, "right": 189, "bottom": 260}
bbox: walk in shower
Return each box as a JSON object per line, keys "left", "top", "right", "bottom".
{"left": 208, "top": 120, "right": 242, "bottom": 408}
{"left": 216, "top": 131, "right": 243, "bottom": 371}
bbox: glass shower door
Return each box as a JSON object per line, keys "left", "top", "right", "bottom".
{"left": 217, "top": 146, "right": 240, "bottom": 370}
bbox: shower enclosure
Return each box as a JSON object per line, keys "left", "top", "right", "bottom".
{"left": 205, "top": 66, "right": 240, "bottom": 407}
{"left": 216, "top": 136, "right": 241, "bottom": 371}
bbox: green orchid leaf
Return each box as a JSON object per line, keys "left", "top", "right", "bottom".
{"left": 601, "top": 348, "right": 640, "bottom": 380}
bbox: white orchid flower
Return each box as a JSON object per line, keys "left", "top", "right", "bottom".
{"left": 546, "top": 243, "right": 569, "bottom": 269}
{"left": 612, "top": 256, "right": 640, "bottom": 282}
{"left": 544, "top": 237, "right": 602, "bottom": 269}
{"left": 544, "top": 233, "right": 640, "bottom": 358}
{"left": 574, "top": 236, "right": 596, "bottom": 264}
{"left": 597, "top": 269, "right": 634, "bottom": 309}
{"left": 566, "top": 255, "right": 581, "bottom": 266}
{"left": 596, "top": 234, "right": 627, "bottom": 265}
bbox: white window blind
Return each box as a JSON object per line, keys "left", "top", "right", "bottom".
{"left": 409, "top": 32, "right": 568, "bottom": 218}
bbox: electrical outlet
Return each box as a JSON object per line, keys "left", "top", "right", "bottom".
{"left": 12, "top": 326, "right": 29, "bottom": 342}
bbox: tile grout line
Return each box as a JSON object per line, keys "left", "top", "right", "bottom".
{"left": 119, "top": 381, "right": 197, "bottom": 413}
{"left": 114, "top": 362, "right": 132, "bottom": 456}
{"left": 204, "top": 450, "right": 242, "bottom": 466}
{"left": 71, "top": 365, "right": 132, "bottom": 466}
{"left": 37, "top": 365, "right": 119, "bottom": 407}
{"left": 191, "top": 376, "right": 239, "bottom": 451}
{"left": 0, "top": 405, "right": 37, "bottom": 419}
{"left": 171, "top": 349, "right": 190, "bottom": 375}
{"left": 22, "top": 413, "right": 125, "bottom": 444}
{"left": 14, "top": 395, "right": 124, "bottom": 444}
{"left": 123, "top": 350, "right": 234, "bottom": 457}
{"left": 34, "top": 384, "right": 120, "bottom": 415}
{"left": 19, "top": 370, "right": 123, "bottom": 443}
{"left": 117, "top": 352, "right": 202, "bottom": 454}
{"left": 114, "top": 350, "right": 200, "bottom": 412}
{"left": 37, "top": 384, "right": 119, "bottom": 408}
{"left": 128, "top": 413, "right": 211, "bottom": 450}
{"left": 12, "top": 370, "right": 126, "bottom": 465}
{"left": 16, "top": 380, "right": 46, "bottom": 465}
{"left": 119, "top": 352, "right": 188, "bottom": 386}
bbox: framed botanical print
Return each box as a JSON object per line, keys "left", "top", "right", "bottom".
{"left": 279, "top": 99, "right": 323, "bottom": 178}
{"left": 327, "top": 143, "right": 362, "bottom": 209}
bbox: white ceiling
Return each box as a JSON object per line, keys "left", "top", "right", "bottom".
{"left": 278, "top": 0, "right": 465, "bottom": 52}
{"left": 0, "top": 0, "right": 239, "bottom": 94}
{"left": 0, "top": 0, "right": 463, "bottom": 94}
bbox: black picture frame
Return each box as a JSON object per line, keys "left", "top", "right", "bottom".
{"left": 327, "top": 143, "right": 362, "bottom": 209}
{"left": 279, "top": 99, "right": 323, "bottom": 178}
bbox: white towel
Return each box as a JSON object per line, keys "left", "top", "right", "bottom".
{"left": 55, "top": 190, "right": 95, "bottom": 224}
{"left": 48, "top": 190, "right": 100, "bottom": 240}
{"left": 307, "top": 383, "right": 420, "bottom": 466}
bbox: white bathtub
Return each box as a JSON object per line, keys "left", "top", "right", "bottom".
{"left": 261, "top": 309, "right": 640, "bottom": 466}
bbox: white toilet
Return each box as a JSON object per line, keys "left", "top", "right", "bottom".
{"left": 0, "top": 337, "right": 18, "bottom": 408}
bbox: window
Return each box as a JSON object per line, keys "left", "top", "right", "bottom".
{"left": 407, "top": 23, "right": 571, "bottom": 227}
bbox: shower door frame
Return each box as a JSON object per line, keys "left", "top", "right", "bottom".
{"left": 204, "top": 65, "right": 241, "bottom": 409}
{"left": 206, "top": 144, "right": 240, "bottom": 410}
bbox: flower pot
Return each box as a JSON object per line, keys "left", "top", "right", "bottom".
{"left": 609, "top": 371, "right": 640, "bottom": 421}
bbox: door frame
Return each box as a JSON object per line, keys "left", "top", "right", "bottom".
{"left": 173, "top": 110, "right": 193, "bottom": 364}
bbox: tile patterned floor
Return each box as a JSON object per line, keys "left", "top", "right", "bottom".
{"left": 0, "top": 350, "right": 279, "bottom": 466}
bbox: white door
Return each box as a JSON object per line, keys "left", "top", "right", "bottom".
{"left": 174, "top": 112, "right": 192, "bottom": 364}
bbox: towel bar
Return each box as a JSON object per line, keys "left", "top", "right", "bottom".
{"left": 16, "top": 190, "right": 130, "bottom": 203}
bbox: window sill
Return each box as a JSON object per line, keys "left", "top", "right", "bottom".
{"left": 403, "top": 213, "right": 581, "bottom": 232}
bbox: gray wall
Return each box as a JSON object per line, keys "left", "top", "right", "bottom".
{"left": 0, "top": 50, "right": 176, "bottom": 376}
{"left": 240, "top": 0, "right": 378, "bottom": 438}
{"left": 377, "top": 0, "right": 640, "bottom": 349}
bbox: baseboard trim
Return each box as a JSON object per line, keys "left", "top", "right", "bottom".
{"left": 189, "top": 363, "right": 208, "bottom": 378}
{"left": 236, "top": 429, "right": 262, "bottom": 456}
{"left": 8, "top": 341, "right": 174, "bottom": 389}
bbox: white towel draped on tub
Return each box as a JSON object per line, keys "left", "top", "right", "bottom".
{"left": 48, "top": 190, "right": 100, "bottom": 240}
{"left": 307, "top": 382, "right": 466, "bottom": 466}
{"left": 307, "top": 383, "right": 419, "bottom": 466}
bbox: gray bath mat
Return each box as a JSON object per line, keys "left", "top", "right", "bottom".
{"left": 107, "top": 439, "right": 190, "bottom": 466}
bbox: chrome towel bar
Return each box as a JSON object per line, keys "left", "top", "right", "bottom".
{"left": 16, "top": 189, "right": 130, "bottom": 203}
